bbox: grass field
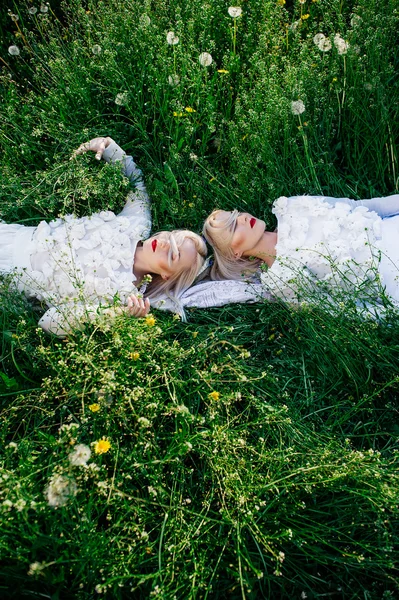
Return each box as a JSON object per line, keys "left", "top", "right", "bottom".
{"left": 0, "top": 1, "right": 398, "bottom": 598}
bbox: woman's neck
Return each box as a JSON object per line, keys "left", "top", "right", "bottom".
{"left": 132, "top": 245, "right": 147, "bottom": 285}
{"left": 243, "top": 231, "right": 277, "bottom": 267}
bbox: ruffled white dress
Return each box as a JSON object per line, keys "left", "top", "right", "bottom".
{"left": 0, "top": 141, "right": 151, "bottom": 336}
{"left": 260, "top": 195, "right": 399, "bottom": 311}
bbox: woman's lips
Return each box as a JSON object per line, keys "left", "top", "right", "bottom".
{"left": 250, "top": 218, "right": 256, "bottom": 228}
{"left": 151, "top": 239, "right": 157, "bottom": 252}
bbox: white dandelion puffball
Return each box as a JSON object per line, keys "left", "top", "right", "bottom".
{"left": 334, "top": 34, "right": 349, "bottom": 55}
{"left": 313, "top": 33, "right": 332, "bottom": 52}
{"left": 291, "top": 100, "right": 306, "bottom": 116}
{"left": 168, "top": 74, "right": 180, "bottom": 86}
{"left": 228, "top": 7, "right": 242, "bottom": 18}
{"left": 40, "top": 3, "right": 49, "bottom": 13}
{"left": 166, "top": 31, "right": 179, "bottom": 45}
{"left": 115, "top": 92, "right": 128, "bottom": 106}
{"left": 140, "top": 14, "right": 151, "bottom": 26}
{"left": 8, "top": 45, "right": 20, "bottom": 56}
{"left": 199, "top": 52, "right": 213, "bottom": 67}
{"left": 69, "top": 444, "right": 91, "bottom": 467}
{"left": 28, "top": 7, "right": 38, "bottom": 15}
{"left": 46, "top": 475, "right": 77, "bottom": 507}
{"left": 91, "top": 44, "right": 102, "bottom": 55}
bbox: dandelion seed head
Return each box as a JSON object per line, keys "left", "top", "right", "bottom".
{"left": 9, "top": 13, "right": 19, "bottom": 21}
{"left": 8, "top": 45, "right": 20, "bottom": 56}
{"left": 291, "top": 100, "right": 306, "bottom": 115}
{"left": 140, "top": 14, "right": 151, "bottom": 26}
{"left": 46, "top": 474, "right": 77, "bottom": 507}
{"left": 115, "top": 92, "right": 128, "bottom": 106}
{"left": 138, "top": 416, "right": 151, "bottom": 427}
{"left": 168, "top": 74, "right": 180, "bottom": 86}
{"left": 313, "top": 33, "right": 332, "bottom": 52}
{"left": 166, "top": 31, "right": 179, "bottom": 45}
{"left": 91, "top": 44, "right": 102, "bottom": 55}
{"left": 28, "top": 7, "right": 38, "bottom": 15}
{"left": 334, "top": 34, "right": 349, "bottom": 55}
{"left": 199, "top": 52, "right": 213, "bottom": 67}
{"left": 40, "top": 3, "right": 49, "bottom": 13}
{"left": 69, "top": 443, "right": 91, "bottom": 467}
{"left": 228, "top": 7, "right": 242, "bottom": 18}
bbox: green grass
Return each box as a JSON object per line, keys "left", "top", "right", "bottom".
{"left": 0, "top": 1, "right": 398, "bottom": 598}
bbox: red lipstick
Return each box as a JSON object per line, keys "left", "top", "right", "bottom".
{"left": 250, "top": 218, "right": 256, "bottom": 228}
{"left": 151, "top": 239, "right": 157, "bottom": 252}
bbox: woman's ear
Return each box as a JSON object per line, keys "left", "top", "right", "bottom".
{"left": 161, "top": 274, "right": 170, "bottom": 281}
{"left": 234, "top": 250, "right": 242, "bottom": 259}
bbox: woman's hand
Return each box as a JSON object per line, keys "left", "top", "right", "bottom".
{"left": 71, "top": 136, "right": 113, "bottom": 161}
{"left": 127, "top": 294, "right": 151, "bottom": 318}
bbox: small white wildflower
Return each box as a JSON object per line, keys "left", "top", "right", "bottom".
{"left": 199, "top": 52, "right": 213, "bottom": 66}
{"left": 291, "top": 100, "right": 305, "bottom": 115}
{"left": 185, "top": 441, "right": 193, "bottom": 451}
{"left": 115, "top": 92, "right": 129, "bottom": 106}
{"left": 301, "top": 593, "right": 308, "bottom": 599}
{"left": 228, "top": 7, "right": 242, "bottom": 18}
{"left": 140, "top": 14, "right": 151, "bottom": 26}
{"left": 176, "top": 404, "right": 190, "bottom": 414}
{"left": 2, "top": 499, "right": 13, "bottom": 509}
{"left": 8, "top": 45, "right": 20, "bottom": 56}
{"left": 95, "top": 584, "right": 103, "bottom": 594}
{"left": 138, "top": 416, "right": 151, "bottom": 427}
{"left": 313, "top": 33, "right": 332, "bottom": 52}
{"left": 46, "top": 474, "right": 77, "bottom": 507}
{"left": 299, "top": 0, "right": 306, "bottom": 3}
{"left": 189, "top": 152, "right": 198, "bottom": 162}
{"left": 15, "top": 499, "right": 27, "bottom": 512}
{"left": 166, "top": 31, "right": 179, "bottom": 45}
{"left": 69, "top": 443, "right": 91, "bottom": 467}
{"left": 7, "top": 441, "right": 18, "bottom": 451}
{"left": 28, "top": 561, "right": 46, "bottom": 576}
{"left": 168, "top": 74, "right": 180, "bottom": 86}
{"left": 91, "top": 44, "right": 102, "bottom": 55}
{"left": 28, "top": 7, "right": 38, "bottom": 15}
{"left": 40, "top": 3, "right": 49, "bottom": 13}
{"left": 334, "top": 33, "right": 349, "bottom": 55}
{"left": 148, "top": 486, "right": 157, "bottom": 496}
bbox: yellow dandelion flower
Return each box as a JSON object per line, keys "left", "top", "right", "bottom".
{"left": 145, "top": 315, "right": 156, "bottom": 327}
{"left": 217, "top": 69, "right": 229, "bottom": 74}
{"left": 277, "top": 0, "right": 286, "bottom": 5}
{"left": 129, "top": 352, "right": 140, "bottom": 360}
{"left": 185, "top": 106, "right": 196, "bottom": 113}
{"left": 88, "top": 403, "right": 101, "bottom": 413}
{"left": 173, "top": 111, "right": 184, "bottom": 117}
{"left": 209, "top": 391, "right": 220, "bottom": 401}
{"left": 93, "top": 439, "right": 111, "bottom": 454}
{"left": 301, "top": 13, "right": 310, "bottom": 19}
{"left": 192, "top": 331, "right": 198, "bottom": 338}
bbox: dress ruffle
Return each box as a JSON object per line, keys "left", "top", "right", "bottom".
{"left": 261, "top": 196, "right": 383, "bottom": 301}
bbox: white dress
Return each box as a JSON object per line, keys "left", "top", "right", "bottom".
{"left": 260, "top": 195, "right": 399, "bottom": 312}
{"left": 0, "top": 141, "right": 151, "bottom": 336}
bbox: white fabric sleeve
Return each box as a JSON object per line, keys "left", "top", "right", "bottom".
{"left": 320, "top": 194, "right": 399, "bottom": 218}
{"left": 102, "top": 140, "right": 151, "bottom": 224}
{"left": 152, "top": 280, "right": 273, "bottom": 313}
{"left": 38, "top": 304, "right": 127, "bottom": 338}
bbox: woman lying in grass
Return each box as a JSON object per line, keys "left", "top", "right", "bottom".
{"left": 203, "top": 194, "right": 399, "bottom": 311}
{"left": 0, "top": 137, "right": 206, "bottom": 336}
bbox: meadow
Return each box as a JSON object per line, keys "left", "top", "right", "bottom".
{"left": 0, "top": 0, "right": 398, "bottom": 598}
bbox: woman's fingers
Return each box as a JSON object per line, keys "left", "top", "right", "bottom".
{"left": 71, "top": 137, "right": 110, "bottom": 160}
{"left": 127, "top": 295, "right": 152, "bottom": 318}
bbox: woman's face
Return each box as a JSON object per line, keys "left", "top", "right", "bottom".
{"left": 210, "top": 211, "right": 266, "bottom": 258}
{"left": 141, "top": 233, "right": 198, "bottom": 280}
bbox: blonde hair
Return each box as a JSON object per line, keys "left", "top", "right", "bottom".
{"left": 145, "top": 229, "right": 207, "bottom": 305}
{"left": 203, "top": 210, "right": 261, "bottom": 280}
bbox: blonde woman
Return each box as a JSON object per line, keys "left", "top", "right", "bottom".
{"left": 0, "top": 137, "right": 206, "bottom": 336}
{"left": 203, "top": 194, "right": 399, "bottom": 309}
